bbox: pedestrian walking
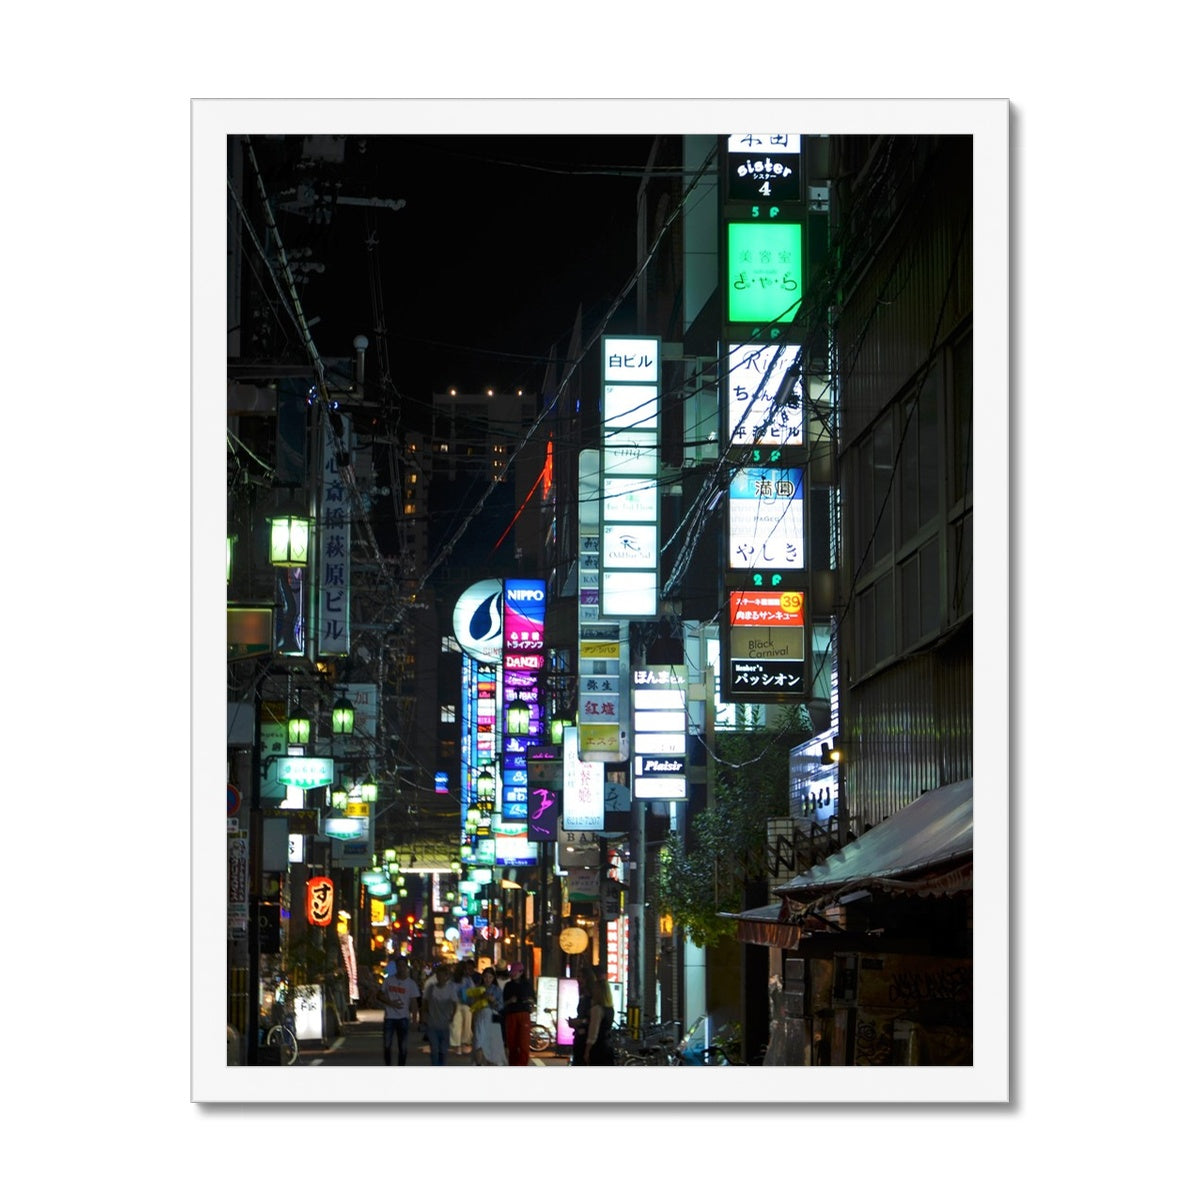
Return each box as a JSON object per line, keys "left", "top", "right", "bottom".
{"left": 493, "top": 966, "right": 511, "bottom": 1054}
{"left": 380, "top": 958, "right": 421, "bottom": 1066}
{"left": 502, "top": 961, "right": 536, "bottom": 1066}
{"left": 450, "top": 961, "right": 474, "bottom": 1055}
{"left": 568, "top": 966, "right": 594, "bottom": 1067}
{"left": 468, "top": 965, "right": 507, "bottom": 1065}
{"left": 422, "top": 961, "right": 459, "bottom": 1065}
{"left": 582, "top": 972, "right": 615, "bottom": 1065}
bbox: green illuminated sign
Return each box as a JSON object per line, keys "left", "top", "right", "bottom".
{"left": 727, "top": 222, "right": 802, "bottom": 325}
{"left": 274, "top": 756, "right": 335, "bottom": 788}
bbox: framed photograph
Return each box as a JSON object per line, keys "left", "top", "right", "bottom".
{"left": 195, "top": 98, "right": 1008, "bottom": 1104}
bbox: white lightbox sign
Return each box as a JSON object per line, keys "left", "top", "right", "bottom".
{"left": 603, "top": 524, "right": 657, "bottom": 568}
{"left": 274, "top": 757, "right": 335, "bottom": 788}
{"left": 727, "top": 468, "right": 804, "bottom": 571}
{"left": 634, "top": 776, "right": 688, "bottom": 800}
{"left": 603, "top": 476, "right": 657, "bottom": 523}
{"left": 325, "top": 817, "right": 368, "bottom": 840}
{"left": 727, "top": 133, "right": 801, "bottom": 154}
{"left": 632, "top": 732, "right": 686, "bottom": 755}
{"left": 634, "top": 710, "right": 687, "bottom": 733}
{"left": 632, "top": 687, "right": 686, "bottom": 710}
{"left": 603, "top": 336, "right": 660, "bottom": 382}
{"left": 604, "top": 519, "right": 654, "bottom": 556}
{"left": 728, "top": 344, "right": 805, "bottom": 447}
{"left": 293, "top": 985, "right": 325, "bottom": 1042}
{"left": 601, "top": 335, "right": 661, "bottom": 622}
{"left": 604, "top": 430, "right": 658, "bottom": 476}
{"left": 562, "top": 725, "right": 605, "bottom": 830}
{"left": 604, "top": 384, "right": 659, "bottom": 429}
{"left": 601, "top": 572, "right": 657, "bottom": 615}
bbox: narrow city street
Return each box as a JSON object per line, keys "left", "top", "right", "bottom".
{"left": 289, "top": 1008, "right": 570, "bottom": 1068}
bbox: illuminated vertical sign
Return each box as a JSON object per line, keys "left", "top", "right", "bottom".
{"left": 318, "top": 411, "right": 351, "bottom": 656}
{"left": 721, "top": 134, "right": 813, "bottom": 702}
{"left": 563, "top": 724, "right": 604, "bottom": 830}
{"left": 526, "top": 749, "right": 561, "bottom": 842}
{"left": 631, "top": 666, "right": 689, "bottom": 802}
{"left": 501, "top": 579, "right": 543, "bottom": 828}
{"left": 600, "top": 337, "right": 660, "bottom": 618}
{"left": 503, "top": 579, "right": 546, "bottom": 667}
{"left": 578, "top": 448, "right": 630, "bottom": 762}
{"left": 275, "top": 566, "right": 306, "bottom": 656}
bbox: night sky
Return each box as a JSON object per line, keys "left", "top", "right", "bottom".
{"left": 260, "top": 134, "right": 659, "bottom": 410}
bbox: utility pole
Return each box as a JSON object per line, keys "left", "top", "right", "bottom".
{"left": 244, "top": 684, "right": 264, "bottom": 1065}
{"left": 628, "top": 800, "right": 645, "bottom": 1037}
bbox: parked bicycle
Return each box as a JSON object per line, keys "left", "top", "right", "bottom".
{"left": 613, "top": 1019, "right": 681, "bottom": 1065}
{"left": 260, "top": 978, "right": 299, "bottom": 1065}
{"left": 529, "top": 1007, "right": 556, "bottom": 1054}
{"left": 675, "top": 1014, "right": 753, "bottom": 1065}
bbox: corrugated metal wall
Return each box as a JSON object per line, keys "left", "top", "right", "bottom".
{"left": 838, "top": 137, "right": 972, "bottom": 448}
{"left": 844, "top": 624, "right": 972, "bottom": 829}
{"left": 834, "top": 136, "right": 974, "bottom": 830}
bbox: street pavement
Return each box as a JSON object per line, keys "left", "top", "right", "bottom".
{"left": 295, "top": 1006, "right": 571, "bottom": 1067}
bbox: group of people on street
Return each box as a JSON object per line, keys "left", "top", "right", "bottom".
{"left": 375, "top": 954, "right": 613, "bottom": 1067}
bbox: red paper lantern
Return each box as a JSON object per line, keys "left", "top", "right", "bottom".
{"left": 306, "top": 876, "right": 334, "bottom": 926}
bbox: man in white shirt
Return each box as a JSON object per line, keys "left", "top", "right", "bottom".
{"left": 380, "top": 958, "right": 421, "bottom": 1065}
{"left": 422, "top": 962, "right": 459, "bottom": 1065}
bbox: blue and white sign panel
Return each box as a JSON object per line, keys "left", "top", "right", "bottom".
{"left": 727, "top": 467, "right": 804, "bottom": 573}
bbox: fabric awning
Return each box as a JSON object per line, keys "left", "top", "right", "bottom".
{"left": 728, "top": 779, "right": 973, "bottom": 945}
{"left": 777, "top": 778, "right": 973, "bottom": 902}
{"left": 725, "top": 902, "right": 803, "bottom": 949}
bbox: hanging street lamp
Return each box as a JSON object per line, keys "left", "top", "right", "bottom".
{"left": 477, "top": 766, "right": 495, "bottom": 801}
{"left": 287, "top": 708, "right": 312, "bottom": 746}
{"left": 267, "top": 511, "right": 311, "bottom": 568}
{"left": 331, "top": 696, "right": 356, "bottom": 736}
{"left": 507, "top": 698, "right": 531, "bottom": 737}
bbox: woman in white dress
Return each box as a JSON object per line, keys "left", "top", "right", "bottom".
{"left": 470, "top": 966, "right": 507, "bottom": 1065}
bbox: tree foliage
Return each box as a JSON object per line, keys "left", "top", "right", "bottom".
{"left": 657, "top": 705, "right": 812, "bottom": 948}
